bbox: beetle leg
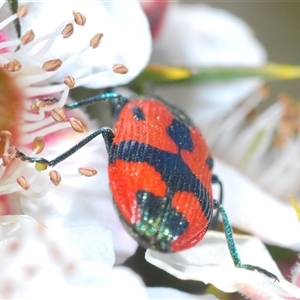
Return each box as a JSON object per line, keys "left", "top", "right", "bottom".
{"left": 33, "top": 92, "right": 128, "bottom": 114}
{"left": 210, "top": 174, "right": 223, "bottom": 229}
{"left": 213, "top": 199, "right": 279, "bottom": 282}
{"left": 15, "top": 127, "right": 115, "bottom": 167}
{"left": 64, "top": 92, "right": 128, "bottom": 112}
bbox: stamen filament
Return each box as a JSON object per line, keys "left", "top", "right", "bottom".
{"left": 22, "top": 117, "right": 56, "bottom": 132}
{"left": 21, "top": 122, "right": 71, "bottom": 144}
{"left": 16, "top": 71, "right": 58, "bottom": 87}
{"left": 0, "top": 40, "right": 21, "bottom": 50}
{"left": 24, "top": 84, "right": 65, "bottom": 98}
{"left": 25, "top": 183, "right": 52, "bottom": 198}
{"left": 17, "top": 21, "right": 72, "bottom": 58}
{"left": 0, "top": 13, "right": 18, "bottom": 31}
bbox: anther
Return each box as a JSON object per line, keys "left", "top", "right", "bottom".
{"left": 64, "top": 76, "right": 75, "bottom": 88}
{"left": 4, "top": 59, "right": 22, "bottom": 72}
{"left": 32, "top": 136, "right": 45, "bottom": 154}
{"left": 90, "top": 33, "right": 103, "bottom": 49}
{"left": 17, "top": 176, "right": 30, "bottom": 191}
{"left": 70, "top": 117, "right": 85, "bottom": 133}
{"left": 17, "top": 5, "right": 28, "bottom": 18}
{"left": 21, "top": 30, "right": 35, "bottom": 45}
{"left": 49, "top": 170, "right": 61, "bottom": 186}
{"left": 62, "top": 23, "right": 74, "bottom": 38}
{"left": 30, "top": 99, "right": 46, "bottom": 113}
{"left": 0, "top": 131, "right": 12, "bottom": 143}
{"left": 51, "top": 107, "right": 67, "bottom": 123}
{"left": 42, "top": 59, "right": 63, "bottom": 72}
{"left": 113, "top": 64, "right": 129, "bottom": 75}
{"left": 73, "top": 11, "right": 86, "bottom": 26}
{"left": 78, "top": 167, "right": 97, "bottom": 177}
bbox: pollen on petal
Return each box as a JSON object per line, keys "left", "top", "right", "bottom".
{"left": 51, "top": 107, "right": 67, "bottom": 123}
{"left": 69, "top": 117, "right": 85, "bottom": 133}
{"left": 64, "top": 76, "right": 75, "bottom": 88}
{"left": 90, "top": 33, "right": 103, "bottom": 49}
{"left": 73, "top": 11, "right": 86, "bottom": 26}
{"left": 49, "top": 170, "right": 61, "bottom": 186}
{"left": 62, "top": 23, "right": 74, "bottom": 38}
{"left": 42, "top": 59, "right": 62, "bottom": 72}
{"left": 17, "top": 176, "right": 30, "bottom": 191}
{"left": 113, "top": 64, "right": 129, "bottom": 74}
{"left": 78, "top": 167, "right": 97, "bottom": 177}
{"left": 4, "top": 59, "right": 22, "bottom": 72}
{"left": 21, "top": 30, "right": 35, "bottom": 45}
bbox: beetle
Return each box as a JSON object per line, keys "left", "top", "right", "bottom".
{"left": 16, "top": 92, "right": 279, "bottom": 281}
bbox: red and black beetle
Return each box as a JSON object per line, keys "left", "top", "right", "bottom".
{"left": 16, "top": 92, "right": 279, "bottom": 281}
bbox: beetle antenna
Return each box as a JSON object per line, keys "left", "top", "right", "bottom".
{"left": 15, "top": 127, "right": 115, "bottom": 167}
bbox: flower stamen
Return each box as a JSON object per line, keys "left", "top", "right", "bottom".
{"left": 49, "top": 170, "right": 61, "bottom": 186}
{"left": 17, "top": 5, "right": 28, "bottom": 18}
{"left": 51, "top": 107, "right": 67, "bottom": 123}
{"left": 32, "top": 136, "right": 45, "bottom": 154}
{"left": 64, "top": 76, "right": 75, "bottom": 88}
{"left": 78, "top": 167, "right": 97, "bottom": 177}
{"left": 42, "top": 59, "right": 63, "bottom": 72}
{"left": 61, "top": 23, "right": 74, "bottom": 39}
{"left": 17, "top": 176, "right": 30, "bottom": 191}
{"left": 73, "top": 11, "right": 86, "bottom": 26}
{"left": 0, "top": 5, "right": 27, "bottom": 31}
{"left": 70, "top": 118, "right": 85, "bottom": 133}
{"left": 21, "top": 30, "right": 35, "bottom": 45}
{"left": 3, "top": 59, "right": 22, "bottom": 72}
{"left": 113, "top": 64, "right": 129, "bottom": 74}
{"left": 90, "top": 33, "right": 103, "bottom": 49}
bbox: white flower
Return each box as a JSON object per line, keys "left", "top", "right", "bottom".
{"left": 0, "top": 215, "right": 148, "bottom": 299}
{"left": 0, "top": 0, "right": 151, "bottom": 264}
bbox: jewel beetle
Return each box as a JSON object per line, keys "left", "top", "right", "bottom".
{"left": 16, "top": 92, "right": 279, "bottom": 282}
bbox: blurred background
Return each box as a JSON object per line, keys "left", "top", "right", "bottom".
{"left": 205, "top": 1, "right": 300, "bottom": 98}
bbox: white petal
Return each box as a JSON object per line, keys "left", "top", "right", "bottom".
{"left": 17, "top": 132, "right": 137, "bottom": 264}
{"left": 19, "top": 0, "right": 151, "bottom": 88}
{"left": 152, "top": 4, "right": 266, "bottom": 67}
{"left": 146, "top": 287, "right": 218, "bottom": 299}
{"left": 0, "top": 215, "right": 146, "bottom": 298}
{"left": 146, "top": 231, "right": 286, "bottom": 294}
{"left": 214, "top": 158, "right": 300, "bottom": 251}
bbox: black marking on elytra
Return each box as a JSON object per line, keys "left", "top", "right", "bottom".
{"left": 205, "top": 156, "right": 214, "bottom": 170}
{"left": 109, "top": 141, "right": 212, "bottom": 219}
{"left": 133, "top": 190, "right": 189, "bottom": 251}
{"left": 155, "top": 98, "right": 194, "bottom": 127}
{"left": 132, "top": 105, "right": 145, "bottom": 121}
{"left": 167, "top": 118, "right": 194, "bottom": 151}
